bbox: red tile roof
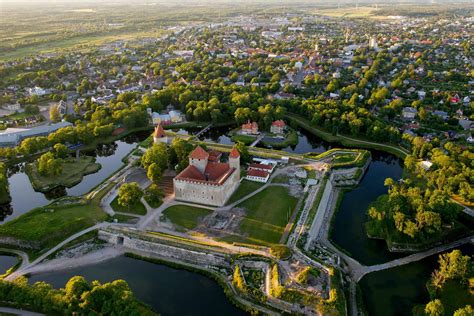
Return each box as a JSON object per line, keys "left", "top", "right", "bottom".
{"left": 189, "top": 146, "right": 209, "bottom": 160}
{"left": 175, "top": 162, "right": 235, "bottom": 185}
{"left": 154, "top": 125, "right": 166, "bottom": 138}
{"left": 176, "top": 165, "right": 206, "bottom": 181}
{"left": 208, "top": 150, "right": 222, "bottom": 162}
{"left": 272, "top": 120, "right": 286, "bottom": 127}
{"left": 242, "top": 121, "right": 258, "bottom": 130}
{"left": 247, "top": 169, "right": 269, "bottom": 178}
{"left": 205, "top": 162, "right": 230, "bottom": 181}
{"left": 229, "top": 147, "right": 240, "bottom": 158}
{"left": 249, "top": 163, "right": 273, "bottom": 170}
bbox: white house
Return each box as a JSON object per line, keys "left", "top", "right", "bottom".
{"left": 402, "top": 107, "right": 418, "bottom": 120}
{"left": 246, "top": 169, "right": 270, "bottom": 183}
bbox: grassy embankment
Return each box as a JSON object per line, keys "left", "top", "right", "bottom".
{"left": 26, "top": 156, "right": 101, "bottom": 192}
{"left": 0, "top": 182, "right": 115, "bottom": 257}
{"left": 162, "top": 205, "right": 212, "bottom": 231}
{"left": 286, "top": 113, "right": 409, "bottom": 159}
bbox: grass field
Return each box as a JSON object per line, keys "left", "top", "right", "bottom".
{"left": 26, "top": 156, "right": 101, "bottom": 192}
{"left": 0, "top": 182, "right": 113, "bottom": 252}
{"left": 227, "top": 180, "right": 264, "bottom": 205}
{"left": 162, "top": 205, "right": 212, "bottom": 230}
{"left": 237, "top": 186, "right": 298, "bottom": 244}
{"left": 110, "top": 196, "right": 147, "bottom": 216}
{"left": 315, "top": 6, "right": 379, "bottom": 18}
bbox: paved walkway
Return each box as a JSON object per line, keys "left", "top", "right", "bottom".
{"left": 0, "top": 307, "right": 44, "bottom": 316}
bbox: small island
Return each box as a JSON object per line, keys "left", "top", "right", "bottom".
{"left": 26, "top": 155, "right": 101, "bottom": 192}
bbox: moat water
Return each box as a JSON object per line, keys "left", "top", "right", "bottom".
{"left": 360, "top": 244, "right": 474, "bottom": 316}
{"left": 2, "top": 132, "right": 149, "bottom": 222}
{"left": 29, "top": 255, "right": 246, "bottom": 316}
{"left": 0, "top": 254, "right": 18, "bottom": 274}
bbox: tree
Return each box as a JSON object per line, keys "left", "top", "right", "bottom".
{"left": 235, "top": 141, "right": 250, "bottom": 164}
{"left": 118, "top": 182, "right": 143, "bottom": 210}
{"left": 50, "top": 105, "right": 60, "bottom": 122}
{"left": 144, "top": 184, "right": 163, "bottom": 207}
{"left": 438, "top": 250, "right": 470, "bottom": 281}
{"left": 147, "top": 163, "right": 162, "bottom": 184}
{"left": 425, "top": 299, "right": 444, "bottom": 316}
{"left": 53, "top": 143, "right": 68, "bottom": 158}
{"left": 454, "top": 305, "right": 474, "bottom": 316}
{"left": 141, "top": 143, "right": 168, "bottom": 170}
{"left": 37, "top": 152, "right": 62, "bottom": 177}
{"left": 232, "top": 265, "right": 246, "bottom": 292}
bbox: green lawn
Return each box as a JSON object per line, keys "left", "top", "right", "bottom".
{"left": 237, "top": 186, "right": 298, "bottom": 244}
{"left": 162, "top": 205, "right": 212, "bottom": 230}
{"left": 271, "top": 175, "right": 290, "bottom": 184}
{"left": 110, "top": 196, "right": 147, "bottom": 216}
{"left": 227, "top": 180, "right": 264, "bottom": 205}
{"left": 26, "top": 156, "right": 101, "bottom": 192}
{"left": 231, "top": 134, "right": 256, "bottom": 145}
{"left": 0, "top": 182, "right": 113, "bottom": 253}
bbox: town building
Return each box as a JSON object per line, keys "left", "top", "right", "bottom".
{"left": 245, "top": 163, "right": 275, "bottom": 183}
{"left": 402, "top": 107, "right": 418, "bottom": 120}
{"left": 173, "top": 146, "right": 240, "bottom": 207}
{"left": 0, "top": 121, "right": 72, "bottom": 147}
{"left": 246, "top": 169, "right": 270, "bottom": 183}
{"left": 270, "top": 120, "right": 286, "bottom": 135}
{"left": 153, "top": 125, "right": 169, "bottom": 144}
{"left": 241, "top": 121, "right": 259, "bottom": 135}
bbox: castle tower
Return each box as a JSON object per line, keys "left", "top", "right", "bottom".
{"left": 189, "top": 146, "right": 209, "bottom": 173}
{"left": 153, "top": 125, "right": 167, "bottom": 144}
{"left": 229, "top": 147, "right": 240, "bottom": 176}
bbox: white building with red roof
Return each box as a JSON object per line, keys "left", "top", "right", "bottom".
{"left": 245, "top": 162, "right": 275, "bottom": 183}
{"left": 153, "top": 125, "right": 169, "bottom": 144}
{"left": 246, "top": 169, "right": 270, "bottom": 183}
{"left": 241, "top": 121, "right": 259, "bottom": 135}
{"left": 270, "top": 120, "right": 286, "bottom": 135}
{"left": 173, "top": 146, "right": 241, "bottom": 206}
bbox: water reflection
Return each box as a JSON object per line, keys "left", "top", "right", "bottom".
{"left": 4, "top": 131, "right": 149, "bottom": 223}
{"left": 29, "top": 256, "right": 247, "bottom": 316}
{"left": 330, "top": 151, "right": 404, "bottom": 265}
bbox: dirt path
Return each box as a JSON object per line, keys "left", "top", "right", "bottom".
{"left": 22, "top": 246, "right": 124, "bottom": 276}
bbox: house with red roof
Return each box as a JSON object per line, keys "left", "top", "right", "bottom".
{"left": 153, "top": 125, "right": 169, "bottom": 144}
{"left": 241, "top": 121, "right": 259, "bottom": 135}
{"left": 245, "top": 162, "right": 275, "bottom": 183}
{"left": 173, "top": 146, "right": 241, "bottom": 206}
{"left": 270, "top": 120, "right": 286, "bottom": 135}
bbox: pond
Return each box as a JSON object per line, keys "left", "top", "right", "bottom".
{"left": 29, "top": 255, "right": 247, "bottom": 316}
{"left": 359, "top": 244, "right": 474, "bottom": 316}
{"left": 2, "top": 131, "right": 149, "bottom": 222}
{"left": 0, "top": 254, "right": 18, "bottom": 274}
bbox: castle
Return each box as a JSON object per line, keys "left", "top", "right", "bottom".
{"left": 173, "top": 146, "right": 240, "bottom": 207}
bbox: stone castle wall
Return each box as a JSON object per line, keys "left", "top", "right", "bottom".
{"left": 98, "top": 229, "right": 230, "bottom": 267}
{"left": 173, "top": 169, "right": 239, "bottom": 206}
